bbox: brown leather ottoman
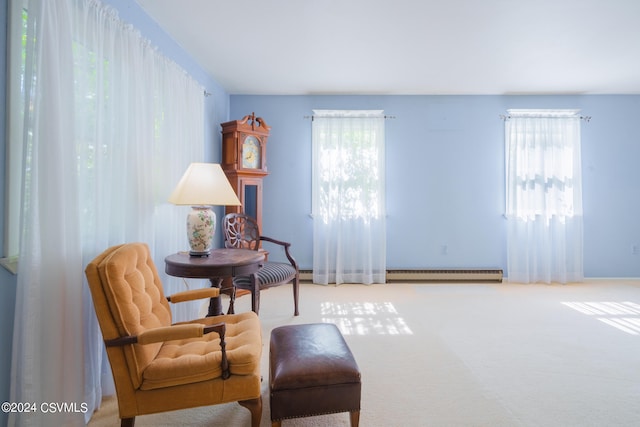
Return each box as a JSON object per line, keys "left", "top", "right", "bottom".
{"left": 269, "top": 323, "right": 361, "bottom": 427}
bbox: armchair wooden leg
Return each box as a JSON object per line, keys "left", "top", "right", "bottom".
{"left": 239, "top": 396, "right": 262, "bottom": 427}
{"left": 121, "top": 417, "right": 135, "bottom": 427}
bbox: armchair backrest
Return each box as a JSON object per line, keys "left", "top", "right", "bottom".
{"left": 86, "top": 242, "right": 172, "bottom": 390}
{"left": 223, "top": 213, "right": 261, "bottom": 251}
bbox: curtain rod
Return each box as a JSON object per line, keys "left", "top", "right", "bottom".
{"left": 500, "top": 114, "right": 591, "bottom": 122}
{"left": 303, "top": 115, "right": 396, "bottom": 120}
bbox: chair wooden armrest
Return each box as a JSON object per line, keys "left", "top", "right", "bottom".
{"left": 104, "top": 323, "right": 230, "bottom": 378}
{"left": 166, "top": 287, "right": 220, "bottom": 303}
{"left": 260, "top": 235, "right": 290, "bottom": 248}
{"left": 261, "top": 235, "right": 299, "bottom": 270}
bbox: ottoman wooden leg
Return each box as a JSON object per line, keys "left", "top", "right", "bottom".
{"left": 271, "top": 421, "right": 282, "bottom": 427}
{"left": 350, "top": 410, "right": 360, "bottom": 426}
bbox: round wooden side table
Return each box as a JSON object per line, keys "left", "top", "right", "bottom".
{"left": 165, "top": 248, "right": 264, "bottom": 316}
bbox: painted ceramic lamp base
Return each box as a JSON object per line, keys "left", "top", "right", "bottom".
{"left": 187, "top": 206, "right": 215, "bottom": 256}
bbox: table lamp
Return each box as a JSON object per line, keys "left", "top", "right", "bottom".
{"left": 168, "top": 163, "right": 241, "bottom": 256}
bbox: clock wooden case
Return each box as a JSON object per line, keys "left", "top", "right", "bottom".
{"left": 221, "top": 113, "right": 270, "bottom": 231}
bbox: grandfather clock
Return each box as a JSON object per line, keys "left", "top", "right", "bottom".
{"left": 221, "top": 113, "right": 270, "bottom": 231}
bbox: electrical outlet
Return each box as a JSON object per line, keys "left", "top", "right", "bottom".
{"left": 632, "top": 245, "right": 640, "bottom": 255}
{"left": 441, "top": 245, "right": 448, "bottom": 255}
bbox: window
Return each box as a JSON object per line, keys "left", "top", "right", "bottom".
{"left": 9, "top": 0, "right": 205, "bottom": 421}
{"left": 312, "top": 110, "right": 384, "bottom": 223}
{"left": 505, "top": 109, "right": 582, "bottom": 222}
{"left": 311, "top": 110, "right": 386, "bottom": 285}
{"left": 504, "top": 109, "right": 584, "bottom": 283}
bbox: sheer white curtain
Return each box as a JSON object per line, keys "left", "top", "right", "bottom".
{"left": 311, "top": 110, "right": 386, "bottom": 285}
{"left": 10, "top": 0, "right": 204, "bottom": 425}
{"left": 505, "top": 110, "right": 583, "bottom": 284}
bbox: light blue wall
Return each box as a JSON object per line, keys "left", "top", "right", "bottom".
{"left": 231, "top": 95, "right": 640, "bottom": 278}
{"left": 0, "top": 2, "right": 229, "bottom": 425}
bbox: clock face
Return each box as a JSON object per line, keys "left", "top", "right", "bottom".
{"left": 242, "top": 135, "right": 261, "bottom": 169}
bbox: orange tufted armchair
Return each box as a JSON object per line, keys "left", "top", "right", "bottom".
{"left": 85, "top": 243, "right": 263, "bottom": 427}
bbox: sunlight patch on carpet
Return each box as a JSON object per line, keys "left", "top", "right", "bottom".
{"left": 562, "top": 301, "right": 640, "bottom": 335}
{"left": 320, "top": 301, "right": 413, "bottom": 335}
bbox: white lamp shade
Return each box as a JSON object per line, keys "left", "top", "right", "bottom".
{"left": 168, "top": 163, "right": 241, "bottom": 206}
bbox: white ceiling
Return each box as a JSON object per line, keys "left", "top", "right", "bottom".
{"left": 136, "top": 0, "right": 640, "bottom": 95}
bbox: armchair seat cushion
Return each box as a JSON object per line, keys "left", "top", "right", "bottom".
{"left": 233, "top": 262, "right": 296, "bottom": 288}
{"left": 141, "top": 312, "right": 261, "bottom": 390}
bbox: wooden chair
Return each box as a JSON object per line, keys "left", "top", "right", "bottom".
{"left": 223, "top": 213, "right": 299, "bottom": 316}
{"left": 85, "top": 243, "right": 262, "bottom": 427}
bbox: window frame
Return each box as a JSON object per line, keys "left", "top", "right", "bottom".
{"left": 311, "top": 110, "right": 385, "bottom": 223}
{"left": 1, "top": 0, "right": 27, "bottom": 274}
{"left": 504, "top": 109, "right": 582, "bottom": 222}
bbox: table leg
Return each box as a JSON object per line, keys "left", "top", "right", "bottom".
{"left": 207, "top": 277, "right": 223, "bottom": 316}
{"left": 226, "top": 285, "right": 237, "bottom": 315}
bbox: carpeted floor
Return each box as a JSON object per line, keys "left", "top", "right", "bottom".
{"left": 88, "top": 279, "right": 640, "bottom": 426}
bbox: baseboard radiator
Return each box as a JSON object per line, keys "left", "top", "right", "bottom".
{"left": 386, "top": 269, "right": 503, "bottom": 283}
{"left": 299, "top": 270, "right": 314, "bottom": 282}
{"left": 299, "top": 269, "right": 503, "bottom": 283}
